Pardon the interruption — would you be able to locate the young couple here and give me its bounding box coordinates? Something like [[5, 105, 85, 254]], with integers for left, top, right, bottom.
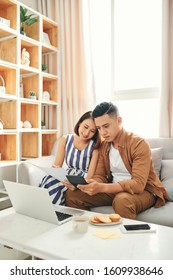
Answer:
[[40, 102, 168, 219]]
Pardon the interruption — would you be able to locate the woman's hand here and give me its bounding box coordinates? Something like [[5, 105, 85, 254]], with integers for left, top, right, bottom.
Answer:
[[62, 179, 76, 191], [52, 164, 61, 168]]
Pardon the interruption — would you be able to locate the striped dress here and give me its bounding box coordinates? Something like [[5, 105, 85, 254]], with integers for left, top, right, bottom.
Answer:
[[39, 134, 95, 205]]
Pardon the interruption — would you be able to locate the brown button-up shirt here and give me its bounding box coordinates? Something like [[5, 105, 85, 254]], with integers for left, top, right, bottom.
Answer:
[[93, 128, 169, 208]]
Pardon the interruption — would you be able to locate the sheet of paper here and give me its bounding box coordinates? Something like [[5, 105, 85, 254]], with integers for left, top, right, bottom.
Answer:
[[93, 229, 121, 240], [31, 164, 66, 181]]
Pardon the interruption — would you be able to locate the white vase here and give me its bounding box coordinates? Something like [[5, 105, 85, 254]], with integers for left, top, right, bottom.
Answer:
[[29, 96, 36, 100]]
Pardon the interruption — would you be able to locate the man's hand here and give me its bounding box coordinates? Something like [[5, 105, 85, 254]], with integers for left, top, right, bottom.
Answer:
[[78, 179, 102, 195]]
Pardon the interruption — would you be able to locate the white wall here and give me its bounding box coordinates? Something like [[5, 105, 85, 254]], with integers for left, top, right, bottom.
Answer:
[[18, 0, 57, 21], [18, 0, 38, 11]]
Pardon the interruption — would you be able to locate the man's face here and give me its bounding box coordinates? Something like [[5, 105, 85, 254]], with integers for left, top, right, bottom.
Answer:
[[94, 114, 122, 142]]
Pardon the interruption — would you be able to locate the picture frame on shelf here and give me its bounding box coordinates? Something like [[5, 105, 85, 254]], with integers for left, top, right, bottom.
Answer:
[[42, 32, 51, 45], [42, 91, 50, 101]]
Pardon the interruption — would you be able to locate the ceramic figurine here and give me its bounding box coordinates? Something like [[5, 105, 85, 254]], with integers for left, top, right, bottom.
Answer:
[[21, 48, 30, 67], [23, 120, 32, 128]]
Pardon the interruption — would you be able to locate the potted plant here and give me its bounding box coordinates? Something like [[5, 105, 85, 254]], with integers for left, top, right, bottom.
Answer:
[[20, 6, 38, 36], [41, 120, 46, 129], [29, 91, 37, 100], [42, 64, 47, 72]]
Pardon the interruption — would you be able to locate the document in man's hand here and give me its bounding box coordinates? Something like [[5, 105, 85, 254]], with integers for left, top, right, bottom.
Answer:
[[32, 164, 66, 181]]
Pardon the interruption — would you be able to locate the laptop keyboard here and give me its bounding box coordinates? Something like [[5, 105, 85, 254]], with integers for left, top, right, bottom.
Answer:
[[55, 211, 73, 221]]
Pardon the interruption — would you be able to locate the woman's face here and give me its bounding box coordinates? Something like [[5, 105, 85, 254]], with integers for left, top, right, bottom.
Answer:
[[78, 118, 97, 141]]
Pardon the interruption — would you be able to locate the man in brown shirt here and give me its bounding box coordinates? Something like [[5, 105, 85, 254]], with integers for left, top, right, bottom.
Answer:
[[66, 102, 168, 219]]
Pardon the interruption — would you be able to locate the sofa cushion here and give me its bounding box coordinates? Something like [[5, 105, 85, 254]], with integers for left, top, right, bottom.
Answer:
[[91, 202, 173, 227], [136, 202, 173, 227], [91, 206, 113, 214], [161, 160, 173, 201], [18, 156, 55, 186], [151, 147, 163, 177]]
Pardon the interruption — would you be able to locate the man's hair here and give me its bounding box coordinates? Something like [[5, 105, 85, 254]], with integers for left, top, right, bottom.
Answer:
[[92, 102, 120, 119]]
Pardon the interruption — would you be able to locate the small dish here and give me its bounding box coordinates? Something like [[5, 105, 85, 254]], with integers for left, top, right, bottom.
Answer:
[[90, 218, 123, 226]]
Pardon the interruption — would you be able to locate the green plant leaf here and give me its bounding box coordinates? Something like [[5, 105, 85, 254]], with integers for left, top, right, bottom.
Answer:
[[25, 18, 38, 26], [20, 6, 38, 26]]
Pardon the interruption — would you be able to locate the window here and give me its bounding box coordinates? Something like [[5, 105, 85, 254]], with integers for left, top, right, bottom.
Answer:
[[113, 0, 162, 137], [114, 0, 161, 92], [82, 0, 162, 137]]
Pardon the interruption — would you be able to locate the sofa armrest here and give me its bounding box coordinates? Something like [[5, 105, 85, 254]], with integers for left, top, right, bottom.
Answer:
[[18, 156, 55, 186]]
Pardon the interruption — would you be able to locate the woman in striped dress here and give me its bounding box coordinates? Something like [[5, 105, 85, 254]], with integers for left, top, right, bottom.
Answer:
[[39, 111, 101, 205]]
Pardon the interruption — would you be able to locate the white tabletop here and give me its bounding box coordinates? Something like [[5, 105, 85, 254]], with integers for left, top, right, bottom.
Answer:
[[0, 208, 172, 260]]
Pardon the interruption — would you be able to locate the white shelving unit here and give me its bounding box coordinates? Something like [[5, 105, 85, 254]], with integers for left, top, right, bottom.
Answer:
[[0, 0, 60, 208]]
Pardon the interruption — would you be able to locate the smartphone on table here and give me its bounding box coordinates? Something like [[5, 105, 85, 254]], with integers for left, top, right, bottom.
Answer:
[[120, 223, 156, 233]]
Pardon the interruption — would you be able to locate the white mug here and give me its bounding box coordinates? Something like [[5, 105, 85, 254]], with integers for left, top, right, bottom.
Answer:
[[72, 216, 89, 233]]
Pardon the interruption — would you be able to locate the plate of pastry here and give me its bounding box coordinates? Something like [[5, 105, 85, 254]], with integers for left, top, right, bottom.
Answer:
[[90, 213, 122, 226]]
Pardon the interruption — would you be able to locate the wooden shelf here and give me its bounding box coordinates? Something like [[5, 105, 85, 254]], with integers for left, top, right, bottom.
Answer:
[[22, 132, 39, 158], [21, 102, 39, 128], [21, 39, 39, 70], [41, 104, 57, 130], [0, 37, 17, 64], [20, 5, 39, 42], [20, 72, 39, 99], [0, 134, 17, 160], [0, 101, 16, 129], [0, 64, 17, 95], [0, 0, 59, 174], [42, 132, 58, 156], [42, 75, 58, 102], [0, 0, 17, 31], [42, 54, 58, 76], [42, 18, 58, 49]]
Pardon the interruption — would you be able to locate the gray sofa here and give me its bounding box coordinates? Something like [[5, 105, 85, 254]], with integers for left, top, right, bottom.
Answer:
[[18, 138, 173, 227]]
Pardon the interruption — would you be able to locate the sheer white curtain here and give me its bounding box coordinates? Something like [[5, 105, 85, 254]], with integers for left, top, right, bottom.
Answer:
[[58, 0, 94, 134], [82, 0, 161, 138], [37, 0, 56, 20], [18, 0, 57, 20], [159, 0, 173, 137], [37, 0, 92, 134], [81, 0, 113, 104]]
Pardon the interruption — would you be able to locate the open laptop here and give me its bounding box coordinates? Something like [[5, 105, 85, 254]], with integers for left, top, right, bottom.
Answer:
[[3, 180, 84, 225]]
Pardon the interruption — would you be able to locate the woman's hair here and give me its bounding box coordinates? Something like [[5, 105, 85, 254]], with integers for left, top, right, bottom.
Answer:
[[92, 102, 120, 119], [74, 111, 101, 149]]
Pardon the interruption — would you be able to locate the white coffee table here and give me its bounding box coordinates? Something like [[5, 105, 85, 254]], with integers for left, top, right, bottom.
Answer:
[[0, 208, 173, 260]]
